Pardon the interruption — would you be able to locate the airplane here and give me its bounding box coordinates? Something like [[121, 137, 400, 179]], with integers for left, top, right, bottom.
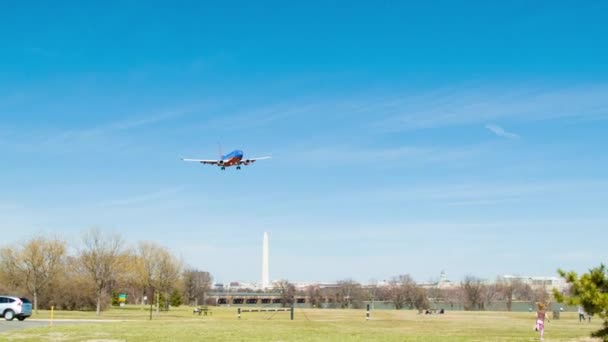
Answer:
[[181, 149, 271, 170]]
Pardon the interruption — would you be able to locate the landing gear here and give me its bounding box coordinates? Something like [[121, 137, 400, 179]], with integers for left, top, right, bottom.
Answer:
[[236, 166, 241, 170], [221, 166, 226, 170]]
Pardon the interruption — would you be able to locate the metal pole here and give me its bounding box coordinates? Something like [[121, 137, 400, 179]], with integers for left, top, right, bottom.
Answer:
[[366, 303, 370, 321], [50, 306, 54, 327], [238, 307, 241, 319], [290, 303, 294, 320]]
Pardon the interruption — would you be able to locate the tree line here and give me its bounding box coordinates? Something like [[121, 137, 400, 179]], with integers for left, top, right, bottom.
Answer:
[[0, 229, 568, 316], [273, 274, 549, 311], [0, 229, 212, 315]]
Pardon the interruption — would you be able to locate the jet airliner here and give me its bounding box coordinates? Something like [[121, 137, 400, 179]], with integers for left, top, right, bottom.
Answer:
[[182, 149, 271, 170]]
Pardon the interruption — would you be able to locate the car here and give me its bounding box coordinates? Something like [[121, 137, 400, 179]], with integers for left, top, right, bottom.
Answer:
[[0, 296, 32, 321]]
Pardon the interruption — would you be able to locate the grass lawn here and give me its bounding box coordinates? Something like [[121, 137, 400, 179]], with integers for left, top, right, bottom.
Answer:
[[1, 306, 602, 341]]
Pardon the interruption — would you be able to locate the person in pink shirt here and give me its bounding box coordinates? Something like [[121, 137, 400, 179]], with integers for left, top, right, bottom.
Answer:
[[534, 303, 551, 341]]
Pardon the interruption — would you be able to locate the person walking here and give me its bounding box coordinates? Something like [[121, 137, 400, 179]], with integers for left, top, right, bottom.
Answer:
[[578, 305, 586, 322]]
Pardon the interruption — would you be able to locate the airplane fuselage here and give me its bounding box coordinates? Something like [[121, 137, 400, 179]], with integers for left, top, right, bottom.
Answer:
[[219, 150, 244, 167]]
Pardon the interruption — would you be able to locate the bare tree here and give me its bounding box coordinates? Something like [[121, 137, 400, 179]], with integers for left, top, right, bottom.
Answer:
[[275, 280, 295, 307], [157, 249, 181, 310], [533, 284, 550, 306], [427, 286, 445, 303], [497, 277, 534, 311], [482, 281, 501, 310], [136, 242, 182, 312], [366, 279, 380, 309], [518, 282, 535, 303], [114, 250, 145, 305], [0, 247, 21, 291], [79, 228, 124, 316], [136, 242, 159, 297], [388, 274, 418, 310], [0, 237, 66, 313], [305, 285, 324, 308], [412, 287, 430, 311], [335, 279, 364, 309], [49, 255, 97, 310], [461, 275, 485, 311], [441, 287, 461, 310], [182, 269, 212, 306]]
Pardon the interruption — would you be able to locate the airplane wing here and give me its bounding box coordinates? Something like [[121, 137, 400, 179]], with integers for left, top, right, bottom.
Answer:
[[239, 156, 272, 165], [181, 158, 220, 165]]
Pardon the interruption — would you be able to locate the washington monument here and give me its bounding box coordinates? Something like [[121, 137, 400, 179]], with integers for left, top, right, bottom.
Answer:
[[262, 232, 270, 289]]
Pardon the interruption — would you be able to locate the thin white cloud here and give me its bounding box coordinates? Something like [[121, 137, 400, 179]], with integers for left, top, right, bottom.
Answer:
[[371, 84, 608, 131], [190, 98, 337, 132], [310, 180, 608, 207], [108, 110, 189, 131], [210, 105, 309, 129], [159, 83, 608, 141], [282, 144, 487, 166], [1, 109, 191, 154], [485, 123, 520, 139], [51, 109, 189, 140]]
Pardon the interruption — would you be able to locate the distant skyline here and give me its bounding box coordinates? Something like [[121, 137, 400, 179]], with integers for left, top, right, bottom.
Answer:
[[1, 1, 607, 284]]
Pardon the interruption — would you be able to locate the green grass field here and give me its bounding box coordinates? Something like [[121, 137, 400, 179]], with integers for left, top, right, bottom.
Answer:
[[1, 306, 602, 341]]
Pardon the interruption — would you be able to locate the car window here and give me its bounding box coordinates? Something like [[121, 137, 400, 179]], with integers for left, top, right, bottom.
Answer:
[[0, 297, 7, 304], [7, 298, 15, 303], [20, 298, 31, 304]]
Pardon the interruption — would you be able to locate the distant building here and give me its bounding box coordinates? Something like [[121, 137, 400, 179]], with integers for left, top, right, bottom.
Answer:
[[499, 275, 568, 292], [419, 271, 458, 290]]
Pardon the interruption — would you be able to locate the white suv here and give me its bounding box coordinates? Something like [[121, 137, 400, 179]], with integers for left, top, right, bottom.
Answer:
[[0, 296, 32, 321]]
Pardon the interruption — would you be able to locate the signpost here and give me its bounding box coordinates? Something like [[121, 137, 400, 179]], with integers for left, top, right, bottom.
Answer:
[[119, 294, 126, 307]]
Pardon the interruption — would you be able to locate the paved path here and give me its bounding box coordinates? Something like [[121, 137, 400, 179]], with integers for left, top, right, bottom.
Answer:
[[0, 319, 120, 333], [0, 320, 50, 333]]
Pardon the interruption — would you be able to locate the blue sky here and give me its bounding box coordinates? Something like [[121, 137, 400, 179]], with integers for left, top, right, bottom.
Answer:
[[1, 1, 607, 284]]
